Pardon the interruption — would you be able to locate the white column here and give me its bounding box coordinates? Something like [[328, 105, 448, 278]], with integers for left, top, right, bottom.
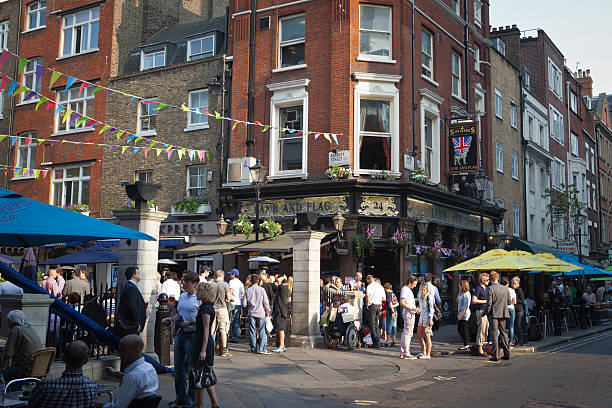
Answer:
[[0, 294, 54, 345], [113, 209, 167, 356], [289, 230, 326, 348]]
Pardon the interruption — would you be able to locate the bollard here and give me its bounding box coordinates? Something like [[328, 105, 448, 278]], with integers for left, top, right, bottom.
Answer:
[[154, 293, 171, 365]]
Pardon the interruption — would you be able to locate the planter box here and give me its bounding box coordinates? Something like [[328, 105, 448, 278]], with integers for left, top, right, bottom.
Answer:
[[171, 203, 211, 216]]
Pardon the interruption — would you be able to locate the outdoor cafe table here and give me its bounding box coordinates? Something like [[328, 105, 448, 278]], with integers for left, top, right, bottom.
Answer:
[[0, 392, 27, 407]]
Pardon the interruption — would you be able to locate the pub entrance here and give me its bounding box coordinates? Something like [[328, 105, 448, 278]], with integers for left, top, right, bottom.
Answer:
[[362, 246, 399, 291]]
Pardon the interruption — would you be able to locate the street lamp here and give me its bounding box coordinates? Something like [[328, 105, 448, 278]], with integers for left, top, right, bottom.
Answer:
[[333, 211, 345, 234], [416, 215, 429, 244], [574, 211, 587, 264], [249, 158, 267, 242], [487, 230, 503, 248], [474, 169, 488, 252], [216, 214, 228, 235]]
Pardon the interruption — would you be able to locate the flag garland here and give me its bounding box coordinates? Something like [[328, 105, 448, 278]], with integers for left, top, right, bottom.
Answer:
[[0, 164, 49, 179], [0, 50, 340, 144], [0, 74, 209, 162]]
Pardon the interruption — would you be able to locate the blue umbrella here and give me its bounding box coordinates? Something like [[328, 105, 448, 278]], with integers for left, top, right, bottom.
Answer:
[[0, 188, 154, 246], [41, 246, 119, 265], [552, 252, 611, 276], [0, 254, 20, 264]]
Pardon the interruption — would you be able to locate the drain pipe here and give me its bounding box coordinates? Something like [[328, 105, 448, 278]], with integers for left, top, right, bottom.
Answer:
[[463, 0, 470, 112], [410, 0, 418, 156], [246, 0, 257, 157]]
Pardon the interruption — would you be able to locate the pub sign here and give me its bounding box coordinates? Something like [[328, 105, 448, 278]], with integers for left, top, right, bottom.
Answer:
[[448, 121, 478, 173]]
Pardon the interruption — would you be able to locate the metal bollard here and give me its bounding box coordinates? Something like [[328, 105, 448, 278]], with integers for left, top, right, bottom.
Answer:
[[155, 293, 171, 365]]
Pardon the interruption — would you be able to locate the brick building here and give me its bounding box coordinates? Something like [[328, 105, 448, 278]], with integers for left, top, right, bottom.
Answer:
[[218, 0, 502, 301]]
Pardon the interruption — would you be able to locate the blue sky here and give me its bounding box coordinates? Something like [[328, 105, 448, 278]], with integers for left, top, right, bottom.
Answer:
[[490, 0, 612, 94]]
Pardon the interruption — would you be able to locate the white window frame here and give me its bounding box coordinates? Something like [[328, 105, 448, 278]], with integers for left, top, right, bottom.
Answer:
[[0, 90, 4, 119], [0, 21, 8, 50], [27, 1, 46, 31], [496, 141, 503, 173], [497, 198, 505, 233], [474, 46, 481, 73], [512, 150, 519, 180], [268, 79, 310, 178], [140, 48, 165, 71], [549, 105, 564, 145], [187, 34, 215, 61], [186, 89, 209, 130], [548, 58, 563, 100], [137, 98, 158, 136], [495, 88, 503, 119], [187, 165, 207, 198], [14, 133, 37, 179], [358, 4, 393, 62], [512, 204, 520, 236], [570, 91, 578, 114], [451, 51, 462, 99], [585, 142, 590, 171], [510, 100, 518, 129], [22, 57, 42, 104], [474, 0, 482, 27], [570, 132, 579, 156], [452, 0, 460, 15], [552, 159, 565, 191], [51, 165, 91, 207], [591, 147, 595, 174], [135, 170, 153, 183], [61, 7, 99, 57], [421, 28, 434, 80], [278, 14, 305, 69], [54, 85, 95, 134]]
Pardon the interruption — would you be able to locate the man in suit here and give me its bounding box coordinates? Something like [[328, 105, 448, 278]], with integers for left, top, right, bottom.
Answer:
[[62, 269, 91, 303], [117, 267, 147, 336], [485, 271, 511, 361]]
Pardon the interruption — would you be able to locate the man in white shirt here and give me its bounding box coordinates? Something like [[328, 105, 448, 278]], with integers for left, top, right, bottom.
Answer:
[[228, 269, 244, 343], [160, 271, 181, 300], [103, 335, 158, 408], [199, 265, 211, 283], [365, 275, 385, 348]]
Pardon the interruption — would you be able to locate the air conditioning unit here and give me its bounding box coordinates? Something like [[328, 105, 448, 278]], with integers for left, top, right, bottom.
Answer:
[[227, 157, 256, 184]]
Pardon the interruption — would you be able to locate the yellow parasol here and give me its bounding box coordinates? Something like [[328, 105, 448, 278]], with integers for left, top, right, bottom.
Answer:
[[444, 249, 563, 272], [532, 252, 582, 273]]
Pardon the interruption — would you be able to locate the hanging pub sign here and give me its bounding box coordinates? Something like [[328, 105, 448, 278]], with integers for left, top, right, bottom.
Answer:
[[448, 121, 478, 173]]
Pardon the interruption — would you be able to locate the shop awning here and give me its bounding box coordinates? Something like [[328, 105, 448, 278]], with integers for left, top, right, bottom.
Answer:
[[507, 238, 560, 254], [176, 235, 254, 254], [238, 234, 294, 253]]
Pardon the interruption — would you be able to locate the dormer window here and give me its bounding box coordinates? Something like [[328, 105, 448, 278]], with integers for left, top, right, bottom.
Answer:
[[188, 35, 215, 61], [140, 48, 165, 71]]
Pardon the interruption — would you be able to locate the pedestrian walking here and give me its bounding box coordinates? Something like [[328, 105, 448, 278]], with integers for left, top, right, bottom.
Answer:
[[416, 282, 435, 359], [399, 277, 419, 359], [365, 275, 385, 348], [472, 272, 490, 356], [115, 267, 146, 336], [511, 276, 525, 345], [210, 270, 231, 357], [486, 271, 511, 361], [242, 273, 271, 354], [272, 275, 291, 353], [457, 280, 471, 350], [228, 269, 244, 343]]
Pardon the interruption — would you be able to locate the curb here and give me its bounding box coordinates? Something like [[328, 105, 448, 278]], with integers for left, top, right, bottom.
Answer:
[[535, 324, 612, 352]]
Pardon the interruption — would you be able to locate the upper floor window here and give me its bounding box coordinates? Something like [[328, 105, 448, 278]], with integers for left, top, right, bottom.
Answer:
[[0, 21, 8, 50], [550, 105, 564, 145], [548, 59, 562, 100], [135, 170, 152, 183], [187, 89, 209, 129], [55, 85, 94, 133], [570, 132, 579, 156], [138, 98, 158, 135], [22, 57, 42, 102], [188, 35, 215, 61], [359, 5, 392, 61], [512, 204, 520, 236], [524, 71, 530, 90], [62, 8, 99, 57], [497, 198, 505, 233], [512, 150, 519, 180], [187, 165, 206, 198], [474, 0, 482, 27], [14, 132, 37, 178], [141, 49, 165, 71], [52, 165, 90, 207], [552, 159, 565, 190], [570, 91, 578, 113], [27, 1, 46, 31], [495, 88, 503, 119], [360, 99, 391, 171], [0, 91, 4, 119], [278, 14, 305, 68], [451, 51, 462, 98], [452, 0, 460, 15], [510, 101, 518, 128], [278, 106, 304, 171], [421, 29, 433, 79], [496, 141, 503, 173], [474, 46, 481, 72]]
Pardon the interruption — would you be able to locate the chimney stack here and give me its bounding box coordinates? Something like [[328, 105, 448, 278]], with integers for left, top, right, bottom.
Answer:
[[577, 68, 593, 98]]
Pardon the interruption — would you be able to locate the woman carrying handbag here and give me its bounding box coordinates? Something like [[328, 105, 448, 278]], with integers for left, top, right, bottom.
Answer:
[[190, 282, 220, 408]]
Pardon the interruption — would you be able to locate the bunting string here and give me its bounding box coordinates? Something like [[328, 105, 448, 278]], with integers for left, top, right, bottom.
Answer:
[[0, 49, 340, 144], [0, 164, 49, 179], [0, 73, 210, 162]]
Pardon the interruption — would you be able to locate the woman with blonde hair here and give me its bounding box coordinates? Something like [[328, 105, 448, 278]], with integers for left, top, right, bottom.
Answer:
[[457, 280, 471, 350], [416, 282, 435, 359], [191, 282, 219, 408]]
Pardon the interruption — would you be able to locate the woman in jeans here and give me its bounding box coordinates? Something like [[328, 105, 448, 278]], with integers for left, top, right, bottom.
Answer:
[[456, 280, 471, 350], [193, 282, 219, 408], [502, 277, 517, 345], [416, 283, 435, 359], [384, 282, 398, 347], [511, 276, 525, 345], [399, 277, 419, 359]]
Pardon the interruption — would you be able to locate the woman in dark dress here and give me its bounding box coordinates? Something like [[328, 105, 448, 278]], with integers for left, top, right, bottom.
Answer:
[[194, 282, 219, 408], [272, 275, 291, 353]]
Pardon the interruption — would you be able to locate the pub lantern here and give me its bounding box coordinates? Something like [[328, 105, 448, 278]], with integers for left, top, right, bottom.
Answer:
[[216, 214, 228, 235]]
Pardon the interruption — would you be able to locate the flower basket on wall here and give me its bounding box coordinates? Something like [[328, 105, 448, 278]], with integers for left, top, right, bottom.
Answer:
[[259, 219, 283, 239], [232, 217, 254, 239]]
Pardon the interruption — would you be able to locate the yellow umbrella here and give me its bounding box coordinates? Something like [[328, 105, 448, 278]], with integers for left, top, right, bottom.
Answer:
[[444, 249, 561, 272], [533, 252, 582, 273]]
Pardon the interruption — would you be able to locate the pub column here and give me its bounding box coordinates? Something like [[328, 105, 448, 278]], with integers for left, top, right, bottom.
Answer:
[[339, 216, 359, 279], [399, 218, 414, 286]]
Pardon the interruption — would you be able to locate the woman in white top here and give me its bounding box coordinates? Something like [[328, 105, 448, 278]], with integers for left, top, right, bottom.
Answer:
[[416, 283, 435, 359], [456, 280, 471, 350], [399, 276, 419, 359], [502, 277, 517, 345]]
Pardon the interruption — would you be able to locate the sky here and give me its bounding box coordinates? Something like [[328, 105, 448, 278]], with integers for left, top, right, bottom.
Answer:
[[490, 0, 612, 95]]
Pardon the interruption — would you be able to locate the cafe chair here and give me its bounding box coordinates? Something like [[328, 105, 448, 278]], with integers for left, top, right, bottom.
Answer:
[[5, 377, 40, 393], [18, 347, 56, 379], [127, 393, 162, 408]]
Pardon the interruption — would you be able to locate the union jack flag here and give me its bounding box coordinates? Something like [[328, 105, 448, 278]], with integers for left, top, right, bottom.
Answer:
[[452, 136, 472, 157]]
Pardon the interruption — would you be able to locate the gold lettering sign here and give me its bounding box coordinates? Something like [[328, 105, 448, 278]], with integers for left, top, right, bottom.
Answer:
[[407, 198, 492, 232], [238, 195, 349, 218], [358, 196, 399, 217]]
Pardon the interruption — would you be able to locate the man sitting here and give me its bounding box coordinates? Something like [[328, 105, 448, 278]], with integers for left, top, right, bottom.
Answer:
[[29, 340, 97, 408], [0, 310, 42, 381], [102, 335, 158, 408]]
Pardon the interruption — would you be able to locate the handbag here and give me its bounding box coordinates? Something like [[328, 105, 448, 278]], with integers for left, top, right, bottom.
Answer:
[[189, 364, 217, 389], [265, 315, 274, 332]]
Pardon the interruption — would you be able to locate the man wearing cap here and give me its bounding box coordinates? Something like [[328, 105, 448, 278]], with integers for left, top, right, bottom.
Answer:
[[228, 269, 244, 343]]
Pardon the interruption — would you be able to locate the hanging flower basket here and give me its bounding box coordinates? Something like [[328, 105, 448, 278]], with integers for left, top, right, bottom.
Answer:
[[232, 217, 254, 239], [325, 165, 352, 180], [410, 168, 430, 184], [259, 219, 283, 239], [64, 203, 89, 216], [391, 229, 411, 249]]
